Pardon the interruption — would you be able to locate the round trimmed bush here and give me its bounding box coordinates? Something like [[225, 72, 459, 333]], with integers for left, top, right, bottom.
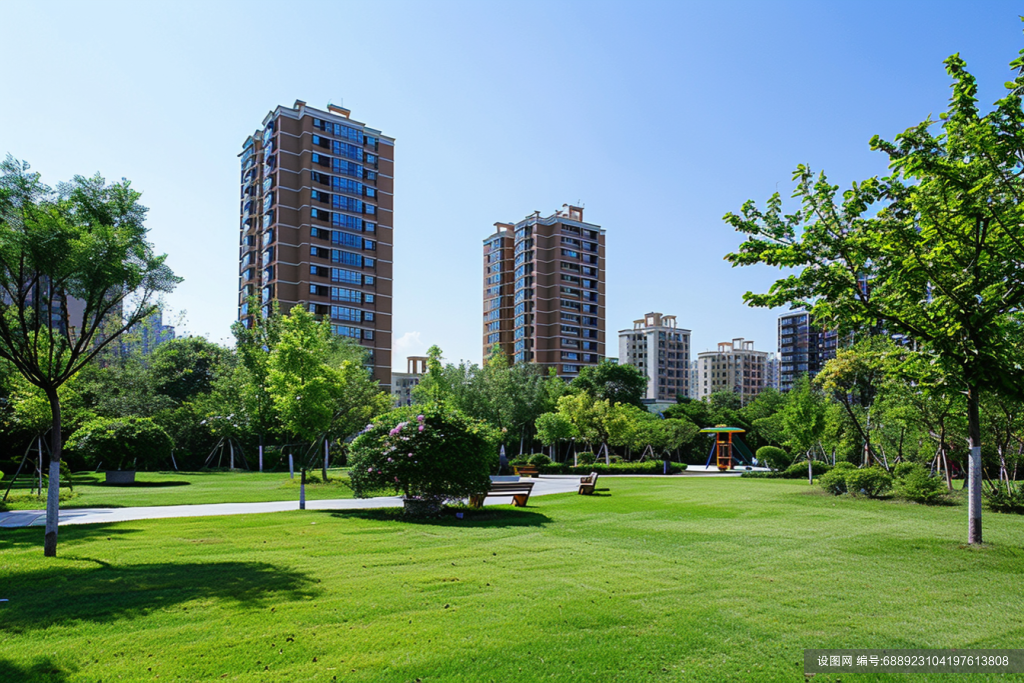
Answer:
[[576, 451, 597, 465], [67, 417, 174, 471], [527, 453, 552, 466], [845, 466, 893, 498], [818, 468, 849, 495], [347, 404, 499, 508], [756, 446, 790, 471]]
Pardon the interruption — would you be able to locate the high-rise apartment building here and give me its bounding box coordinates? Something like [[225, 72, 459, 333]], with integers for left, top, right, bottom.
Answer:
[[482, 205, 605, 378], [696, 338, 768, 404], [482, 223, 515, 362], [618, 312, 690, 401], [777, 310, 837, 391], [238, 100, 394, 387]]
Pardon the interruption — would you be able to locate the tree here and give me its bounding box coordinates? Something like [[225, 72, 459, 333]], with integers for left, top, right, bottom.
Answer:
[[150, 336, 232, 404], [232, 297, 282, 459], [534, 412, 575, 460], [724, 46, 1024, 543], [267, 305, 386, 477], [781, 375, 827, 483], [570, 361, 648, 408], [0, 158, 178, 556], [412, 345, 564, 452]]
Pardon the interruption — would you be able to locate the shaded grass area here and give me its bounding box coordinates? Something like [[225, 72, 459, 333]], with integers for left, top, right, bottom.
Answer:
[[0, 469, 359, 510], [1, 478, 1023, 682]]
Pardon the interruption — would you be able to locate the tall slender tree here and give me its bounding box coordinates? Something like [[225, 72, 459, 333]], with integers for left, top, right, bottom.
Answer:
[[0, 157, 178, 556], [725, 45, 1024, 543]]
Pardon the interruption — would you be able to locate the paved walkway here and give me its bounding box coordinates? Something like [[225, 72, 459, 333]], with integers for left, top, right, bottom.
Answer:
[[0, 476, 584, 529]]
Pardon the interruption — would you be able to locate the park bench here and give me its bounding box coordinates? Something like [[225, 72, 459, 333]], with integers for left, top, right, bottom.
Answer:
[[578, 472, 599, 495], [513, 465, 539, 478], [468, 480, 536, 508]]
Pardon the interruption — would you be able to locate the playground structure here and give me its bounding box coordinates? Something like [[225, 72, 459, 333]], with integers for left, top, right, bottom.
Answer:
[[699, 427, 756, 471]]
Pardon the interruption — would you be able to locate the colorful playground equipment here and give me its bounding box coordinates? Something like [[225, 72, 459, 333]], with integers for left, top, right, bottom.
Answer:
[[699, 426, 755, 471]]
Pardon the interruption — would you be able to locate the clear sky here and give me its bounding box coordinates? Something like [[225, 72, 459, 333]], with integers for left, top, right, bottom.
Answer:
[[3, 1, 1022, 366]]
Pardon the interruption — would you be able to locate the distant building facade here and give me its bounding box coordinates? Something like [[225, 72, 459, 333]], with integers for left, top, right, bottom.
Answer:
[[696, 338, 768, 404], [482, 205, 605, 379], [618, 312, 690, 402], [777, 310, 838, 391], [391, 356, 427, 407]]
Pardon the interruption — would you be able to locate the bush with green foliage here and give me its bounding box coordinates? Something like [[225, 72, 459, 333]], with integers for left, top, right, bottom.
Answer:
[[782, 460, 832, 479], [66, 417, 174, 471], [527, 453, 551, 466], [893, 463, 946, 504], [984, 481, 1024, 514], [846, 466, 893, 498], [348, 404, 498, 507], [576, 451, 597, 465], [817, 468, 849, 495], [538, 461, 686, 475], [893, 461, 919, 479], [756, 446, 790, 471]]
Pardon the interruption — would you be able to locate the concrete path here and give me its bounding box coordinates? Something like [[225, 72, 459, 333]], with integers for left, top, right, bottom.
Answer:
[[0, 476, 584, 529]]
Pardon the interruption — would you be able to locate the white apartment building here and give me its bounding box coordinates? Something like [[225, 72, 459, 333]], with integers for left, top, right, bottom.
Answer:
[[618, 312, 691, 402]]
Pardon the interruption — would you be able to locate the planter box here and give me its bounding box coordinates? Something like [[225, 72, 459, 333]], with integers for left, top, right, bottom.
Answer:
[[105, 470, 136, 484]]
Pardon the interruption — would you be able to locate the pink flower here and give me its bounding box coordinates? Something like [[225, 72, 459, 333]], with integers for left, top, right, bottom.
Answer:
[[418, 425, 425, 432], [367, 467, 374, 472], [417, 414, 425, 422], [408, 453, 413, 458], [387, 457, 393, 462]]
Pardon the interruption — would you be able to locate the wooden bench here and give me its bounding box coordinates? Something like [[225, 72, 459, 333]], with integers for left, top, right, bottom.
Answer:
[[578, 472, 599, 495], [469, 480, 536, 508], [513, 465, 539, 478]]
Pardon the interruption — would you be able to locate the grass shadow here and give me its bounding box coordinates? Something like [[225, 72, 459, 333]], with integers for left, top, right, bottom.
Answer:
[[0, 657, 72, 683], [317, 506, 552, 529], [0, 523, 142, 550], [1, 558, 318, 634]]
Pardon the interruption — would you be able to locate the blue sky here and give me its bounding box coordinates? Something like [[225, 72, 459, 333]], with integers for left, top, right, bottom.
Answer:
[[3, 1, 1022, 366]]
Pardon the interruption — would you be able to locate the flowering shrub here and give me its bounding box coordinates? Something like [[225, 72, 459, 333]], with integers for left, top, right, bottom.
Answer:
[[347, 404, 499, 506]]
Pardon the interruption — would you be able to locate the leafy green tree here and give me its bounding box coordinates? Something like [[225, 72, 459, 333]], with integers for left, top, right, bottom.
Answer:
[[412, 345, 564, 452], [232, 296, 283, 456], [150, 336, 233, 404], [534, 411, 576, 461], [0, 158, 178, 556], [570, 360, 648, 408], [781, 375, 827, 482], [726, 46, 1024, 541], [267, 305, 386, 477]]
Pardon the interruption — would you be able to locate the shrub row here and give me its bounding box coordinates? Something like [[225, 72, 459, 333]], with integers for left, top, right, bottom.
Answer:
[[817, 461, 949, 503], [536, 460, 686, 475]]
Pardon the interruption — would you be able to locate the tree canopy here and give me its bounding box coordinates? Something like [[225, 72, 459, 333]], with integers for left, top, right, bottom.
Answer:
[[723, 46, 1024, 544]]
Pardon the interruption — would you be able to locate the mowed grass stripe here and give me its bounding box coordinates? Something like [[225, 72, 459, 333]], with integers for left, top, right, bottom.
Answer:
[[1, 477, 1023, 682]]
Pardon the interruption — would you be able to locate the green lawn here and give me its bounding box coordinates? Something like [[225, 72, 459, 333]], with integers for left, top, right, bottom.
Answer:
[[2, 478, 1023, 682], [0, 469, 357, 510]]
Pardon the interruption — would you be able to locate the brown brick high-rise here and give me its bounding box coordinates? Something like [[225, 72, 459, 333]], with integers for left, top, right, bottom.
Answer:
[[238, 101, 394, 388], [483, 205, 605, 378]]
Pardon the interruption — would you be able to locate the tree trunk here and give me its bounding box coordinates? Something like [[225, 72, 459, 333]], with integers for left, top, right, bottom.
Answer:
[[322, 438, 329, 482], [966, 386, 983, 545], [44, 388, 61, 557]]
